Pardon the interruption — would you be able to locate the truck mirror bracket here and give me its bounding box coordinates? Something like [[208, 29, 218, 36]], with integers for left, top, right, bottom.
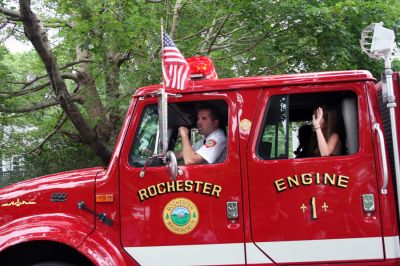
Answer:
[[78, 201, 113, 226], [139, 152, 182, 180]]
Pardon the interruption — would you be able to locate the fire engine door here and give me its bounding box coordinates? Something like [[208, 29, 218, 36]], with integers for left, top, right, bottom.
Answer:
[[119, 92, 245, 265], [246, 86, 385, 264]]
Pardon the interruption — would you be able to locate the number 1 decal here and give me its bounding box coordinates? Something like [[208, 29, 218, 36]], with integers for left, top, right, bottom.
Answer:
[[300, 196, 329, 220], [310, 196, 317, 220]]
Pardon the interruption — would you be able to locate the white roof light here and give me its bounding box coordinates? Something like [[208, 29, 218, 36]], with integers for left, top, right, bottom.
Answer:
[[360, 22, 399, 60], [370, 24, 396, 57]]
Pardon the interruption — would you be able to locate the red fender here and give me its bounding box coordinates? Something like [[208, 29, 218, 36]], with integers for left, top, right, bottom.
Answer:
[[78, 230, 132, 266], [0, 213, 94, 251]]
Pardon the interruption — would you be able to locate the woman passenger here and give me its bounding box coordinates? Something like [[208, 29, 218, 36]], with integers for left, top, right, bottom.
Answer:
[[310, 106, 341, 156]]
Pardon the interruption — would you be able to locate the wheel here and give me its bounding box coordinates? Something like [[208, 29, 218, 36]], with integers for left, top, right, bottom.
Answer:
[[31, 262, 77, 266]]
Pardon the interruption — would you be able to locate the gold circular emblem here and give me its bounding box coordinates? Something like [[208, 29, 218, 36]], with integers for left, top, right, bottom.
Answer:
[[240, 119, 252, 132], [163, 197, 199, 235]]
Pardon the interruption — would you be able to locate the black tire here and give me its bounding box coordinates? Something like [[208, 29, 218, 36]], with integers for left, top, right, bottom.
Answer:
[[31, 262, 77, 266]]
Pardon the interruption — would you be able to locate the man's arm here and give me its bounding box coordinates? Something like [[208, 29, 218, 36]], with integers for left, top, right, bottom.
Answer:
[[179, 127, 206, 165]]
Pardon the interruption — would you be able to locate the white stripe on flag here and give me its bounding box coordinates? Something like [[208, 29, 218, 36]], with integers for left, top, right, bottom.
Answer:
[[171, 65, 177, 88], [163, 47, 179, 52], [163, 51, 182, 56], [167, 66, 173, 87], [162, 64, 170, 85], [177, 65, 184, 90], [164, 58, 187, 64]]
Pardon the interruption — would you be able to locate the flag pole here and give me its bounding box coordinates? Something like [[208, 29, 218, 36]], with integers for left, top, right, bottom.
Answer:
[[158, 17, 168, 155], [161, 18, 165, 91]]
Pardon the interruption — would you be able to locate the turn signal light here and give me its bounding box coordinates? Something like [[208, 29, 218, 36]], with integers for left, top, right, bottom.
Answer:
[[96, 194, 114, 203]]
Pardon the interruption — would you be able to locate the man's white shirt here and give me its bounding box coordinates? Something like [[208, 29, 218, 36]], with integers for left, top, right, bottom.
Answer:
[[192, 128, 227, 163]]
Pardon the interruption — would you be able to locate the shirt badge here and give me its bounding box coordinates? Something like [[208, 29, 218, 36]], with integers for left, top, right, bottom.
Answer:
[[205, 139, 217, 148]]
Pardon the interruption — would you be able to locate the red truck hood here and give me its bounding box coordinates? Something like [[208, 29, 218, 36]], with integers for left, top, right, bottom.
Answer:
[[0, 167, 103, 226]]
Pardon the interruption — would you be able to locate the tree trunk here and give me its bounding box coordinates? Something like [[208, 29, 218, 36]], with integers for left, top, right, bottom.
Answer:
[[19, 0, 111, 164], [75, 46, 105, 119], [105, 51, 122, 100], [94, 51, 123, 143]]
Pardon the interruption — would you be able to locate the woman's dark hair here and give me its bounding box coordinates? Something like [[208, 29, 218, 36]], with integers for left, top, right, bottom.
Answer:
[[322, 107, 340, 140]]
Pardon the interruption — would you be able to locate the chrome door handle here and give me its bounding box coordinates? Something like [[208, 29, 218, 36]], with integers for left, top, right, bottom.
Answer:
[[373, 123, 388, 194]]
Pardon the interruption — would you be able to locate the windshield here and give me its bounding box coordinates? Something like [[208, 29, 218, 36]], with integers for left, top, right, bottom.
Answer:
[[130, 105, 159, 167]]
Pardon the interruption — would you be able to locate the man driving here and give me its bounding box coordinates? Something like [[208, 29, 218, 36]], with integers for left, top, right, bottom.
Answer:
[[176, 104, 227, 165]]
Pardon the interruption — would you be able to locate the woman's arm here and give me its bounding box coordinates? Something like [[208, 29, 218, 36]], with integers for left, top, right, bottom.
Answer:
[[315, 129, 340, 156]]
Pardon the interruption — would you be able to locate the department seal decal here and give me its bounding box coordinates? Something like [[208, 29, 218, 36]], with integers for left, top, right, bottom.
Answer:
[[163, 197, 199, 235]]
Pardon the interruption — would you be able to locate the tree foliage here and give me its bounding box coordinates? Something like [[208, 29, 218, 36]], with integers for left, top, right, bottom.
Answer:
[[0, 0, 399, 186]]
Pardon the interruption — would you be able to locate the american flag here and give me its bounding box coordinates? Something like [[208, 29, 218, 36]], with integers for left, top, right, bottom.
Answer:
[[162, 31, 190, 90]]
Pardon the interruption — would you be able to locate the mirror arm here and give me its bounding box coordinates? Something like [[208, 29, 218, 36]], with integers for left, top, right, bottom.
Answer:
[[139, 155, 163, 178], [139, 157, 152, 178]]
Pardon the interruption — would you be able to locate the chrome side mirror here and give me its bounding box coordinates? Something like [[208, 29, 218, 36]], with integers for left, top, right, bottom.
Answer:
[[165, 151, 178, 180]]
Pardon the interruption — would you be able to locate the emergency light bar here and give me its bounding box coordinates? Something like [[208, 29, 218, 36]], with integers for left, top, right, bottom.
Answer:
[[186, 56, 218, 80]]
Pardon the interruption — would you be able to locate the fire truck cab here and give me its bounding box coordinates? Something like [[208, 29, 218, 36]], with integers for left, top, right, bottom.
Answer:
[[1, 25, 400, 266], [116, 69, 400, 265]]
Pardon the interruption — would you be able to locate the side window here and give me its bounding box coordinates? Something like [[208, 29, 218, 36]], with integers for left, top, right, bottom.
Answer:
[[257, 91, 358, 160], [130, 100, 228, 167]]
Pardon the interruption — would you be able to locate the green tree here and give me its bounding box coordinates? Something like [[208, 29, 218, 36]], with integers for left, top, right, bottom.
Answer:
[[0, 0, 398, 185]]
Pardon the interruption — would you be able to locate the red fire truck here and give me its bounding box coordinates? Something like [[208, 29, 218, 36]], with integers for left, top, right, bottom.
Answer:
[[1, 24, 400, 266]]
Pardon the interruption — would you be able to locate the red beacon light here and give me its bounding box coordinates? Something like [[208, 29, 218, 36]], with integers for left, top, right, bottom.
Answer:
[[186, 56, 218, 80]]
